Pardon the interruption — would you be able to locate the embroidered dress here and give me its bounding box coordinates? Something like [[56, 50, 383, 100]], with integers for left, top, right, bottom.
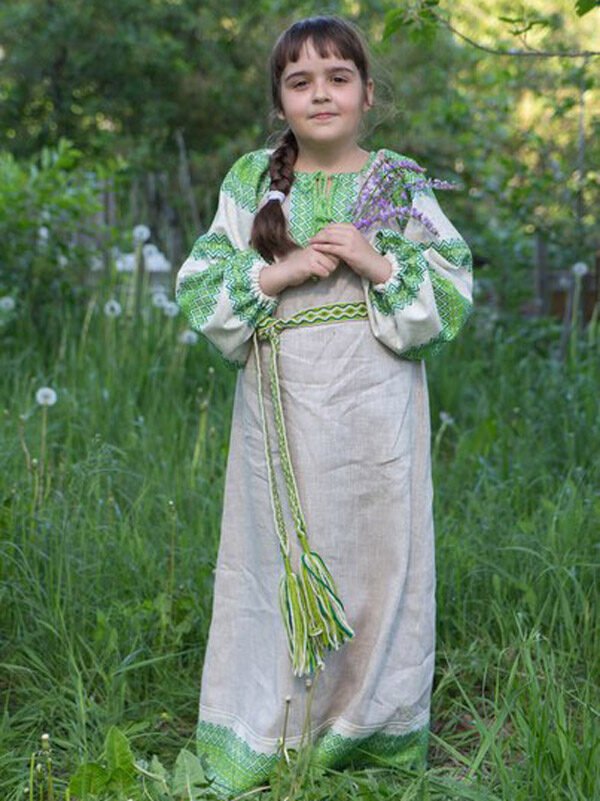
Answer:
[[176, 148, 473, 798]]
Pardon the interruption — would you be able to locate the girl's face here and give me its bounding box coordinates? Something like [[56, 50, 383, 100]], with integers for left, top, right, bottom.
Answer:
[[277, 39, 373, 153]]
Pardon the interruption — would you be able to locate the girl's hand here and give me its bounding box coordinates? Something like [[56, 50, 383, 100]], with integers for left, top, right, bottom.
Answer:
[[259, 246, 340, 295], [309, 223, 393, 284]]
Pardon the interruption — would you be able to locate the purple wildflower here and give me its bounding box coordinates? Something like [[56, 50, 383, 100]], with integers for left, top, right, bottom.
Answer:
[[349, 155, 458, 238]]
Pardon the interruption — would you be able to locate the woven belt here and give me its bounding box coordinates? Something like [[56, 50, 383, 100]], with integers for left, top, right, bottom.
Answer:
[[251, 300, 368, 677]]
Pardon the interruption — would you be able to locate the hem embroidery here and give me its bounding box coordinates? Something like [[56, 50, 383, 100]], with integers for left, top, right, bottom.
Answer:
[[196, 717, 429, 798]]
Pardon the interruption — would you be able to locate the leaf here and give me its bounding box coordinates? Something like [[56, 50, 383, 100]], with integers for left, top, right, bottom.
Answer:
[[144, 755, 171, 794], [575, 0, 599, 17], [172, 749, 208, 799], [107, 766, 139, 796], [104, 725, 136, 778], [68, 763, 110, 796]]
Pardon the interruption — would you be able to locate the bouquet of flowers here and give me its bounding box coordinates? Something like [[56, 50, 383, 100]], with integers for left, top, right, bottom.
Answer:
[[350, 154, 458, 238]]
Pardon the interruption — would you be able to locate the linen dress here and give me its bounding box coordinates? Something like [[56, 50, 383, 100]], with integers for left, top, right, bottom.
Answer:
[[175, 147, 473, 798]]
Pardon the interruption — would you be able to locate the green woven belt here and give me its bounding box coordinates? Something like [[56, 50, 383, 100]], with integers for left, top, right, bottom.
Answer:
[[252, 300, 368, 677]]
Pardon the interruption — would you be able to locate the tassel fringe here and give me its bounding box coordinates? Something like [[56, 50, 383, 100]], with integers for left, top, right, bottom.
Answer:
[[300, 551, 355, 651], [278, 551, 354, 678]]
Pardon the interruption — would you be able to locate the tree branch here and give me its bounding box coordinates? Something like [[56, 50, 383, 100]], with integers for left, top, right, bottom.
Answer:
[[432, 11, 600, 58]]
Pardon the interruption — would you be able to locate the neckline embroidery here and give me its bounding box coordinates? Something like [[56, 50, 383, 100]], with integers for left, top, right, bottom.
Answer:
[[294, 150, 377, 179]]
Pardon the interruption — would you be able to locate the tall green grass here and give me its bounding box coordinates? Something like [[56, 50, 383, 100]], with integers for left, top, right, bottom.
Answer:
[[0, 293, 598, 801]]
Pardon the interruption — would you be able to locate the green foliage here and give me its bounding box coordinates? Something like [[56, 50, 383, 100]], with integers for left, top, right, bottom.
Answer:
[[575, 0, 600, 16], [1, 246, 598, 800], [67, 727, 210, 800], [0, 138, 126, 347], [383, 0, 441, 43]]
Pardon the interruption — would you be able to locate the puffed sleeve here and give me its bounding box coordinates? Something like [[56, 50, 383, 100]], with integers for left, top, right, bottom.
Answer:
[[362, 156, 473, 360], [175, 150, 279, 367]]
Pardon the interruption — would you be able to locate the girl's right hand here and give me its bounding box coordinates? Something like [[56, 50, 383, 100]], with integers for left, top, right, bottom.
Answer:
[[259, 247, 339, 295]]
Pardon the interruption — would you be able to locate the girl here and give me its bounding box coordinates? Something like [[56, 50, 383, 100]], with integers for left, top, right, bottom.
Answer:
[[176, 15, 472, 798]]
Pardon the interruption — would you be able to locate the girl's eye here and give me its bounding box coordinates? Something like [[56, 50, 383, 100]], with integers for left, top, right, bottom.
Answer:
[[332, 76, 348, 83], [293, 80, 308, 88]]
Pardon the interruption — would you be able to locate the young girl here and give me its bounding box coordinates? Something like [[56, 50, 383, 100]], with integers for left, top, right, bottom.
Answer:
[[176, 15, 472, 798]]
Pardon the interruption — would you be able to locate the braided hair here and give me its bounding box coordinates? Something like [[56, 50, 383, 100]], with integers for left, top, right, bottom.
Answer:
[[250, 16, 371, 262]]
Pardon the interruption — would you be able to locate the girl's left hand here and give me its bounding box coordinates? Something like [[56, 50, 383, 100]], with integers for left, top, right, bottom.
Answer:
[[309, 223, 392, 285]]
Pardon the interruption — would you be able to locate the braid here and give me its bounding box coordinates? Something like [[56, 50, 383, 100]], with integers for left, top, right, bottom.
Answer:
[[250, 128, 300, 263]]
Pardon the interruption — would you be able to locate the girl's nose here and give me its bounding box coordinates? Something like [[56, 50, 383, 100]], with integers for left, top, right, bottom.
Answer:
[[312, 79, 331, 101]]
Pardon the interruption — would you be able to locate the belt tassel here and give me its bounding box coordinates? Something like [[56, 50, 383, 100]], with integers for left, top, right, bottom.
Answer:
[[253, 302, 367, 676]]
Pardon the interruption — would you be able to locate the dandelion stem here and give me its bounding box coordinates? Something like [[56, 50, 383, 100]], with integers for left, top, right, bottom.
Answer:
[[166, 500, 177, 600]]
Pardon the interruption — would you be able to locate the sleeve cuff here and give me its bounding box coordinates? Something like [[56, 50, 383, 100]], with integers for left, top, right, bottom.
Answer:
[[249, 259, 279, 307], [371, 251, 403, 293]]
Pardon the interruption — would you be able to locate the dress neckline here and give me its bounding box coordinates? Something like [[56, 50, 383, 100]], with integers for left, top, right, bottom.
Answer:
[[294, 150, 377, 178]]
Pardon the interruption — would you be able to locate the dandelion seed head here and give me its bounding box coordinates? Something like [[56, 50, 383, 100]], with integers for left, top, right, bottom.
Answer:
[[116, 253, 135, 273], [133, 224, 151, 244], [146, 252, 171, 273], [143, 243, 159, 259], [179, 329, 199, 345], [35, 387, 57, 407], [0, 296, 16, 312], [152, 291, 169, 308], [163, 301, 179, 318], [38, 226, 50, 241], [439, 411, 455, 426], [571, 261, 588, 277], [103, 299, 122, 318]]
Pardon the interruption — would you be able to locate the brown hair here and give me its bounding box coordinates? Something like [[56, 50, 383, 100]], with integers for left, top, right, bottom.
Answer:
[[250, 16, 372, 263]]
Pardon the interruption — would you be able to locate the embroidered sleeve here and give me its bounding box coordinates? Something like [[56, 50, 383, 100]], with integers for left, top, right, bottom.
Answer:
[[363, 161, 473, 360], [175, 151, 277, 367]]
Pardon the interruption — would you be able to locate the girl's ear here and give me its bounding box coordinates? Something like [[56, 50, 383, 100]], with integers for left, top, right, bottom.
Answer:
[[363, 79, 375, 111]]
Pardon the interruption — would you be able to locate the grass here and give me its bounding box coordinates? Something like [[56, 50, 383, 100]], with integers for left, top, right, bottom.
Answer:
[[0, 288, 598, 800]]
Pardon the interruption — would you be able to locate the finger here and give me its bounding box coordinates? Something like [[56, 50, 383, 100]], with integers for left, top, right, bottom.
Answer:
[[312, 242, 344, 256]]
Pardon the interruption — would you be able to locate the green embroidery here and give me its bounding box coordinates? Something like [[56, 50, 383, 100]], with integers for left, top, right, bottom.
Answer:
[[401, 271, 472, 361], [311, 724, 429, 771], [369, 229, 428, 316], [433, 237, 473, 271], [191, 232, 231, 261], [257, 300, 368, 338], [176, 266, 224, 329], [222, 150, 271, 211], [197, 719, 429, 797], [290, 171, 362, 245], [197, 720, 278, 798], [223, 252, 277, 327]]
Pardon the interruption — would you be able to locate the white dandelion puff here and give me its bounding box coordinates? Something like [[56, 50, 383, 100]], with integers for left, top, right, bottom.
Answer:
[[179, 329, 199, 345], [0, 296, 16, 312], [163, 301, 179, 318], [36, 387, 58, 406], [439, 411, 455, 426], [571, 261, 589, 278], [143, 243, 159, 259], [116, 253, 136, 273], [103, 299, 122, 317], [151, 291, 169, 308], [37, 225, 50, 242], [145, 252, 171, 273], [133, 224, 151, 244]]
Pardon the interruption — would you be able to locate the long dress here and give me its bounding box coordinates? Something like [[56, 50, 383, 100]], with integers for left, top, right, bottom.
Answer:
[[175, 147, 473, 799]]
